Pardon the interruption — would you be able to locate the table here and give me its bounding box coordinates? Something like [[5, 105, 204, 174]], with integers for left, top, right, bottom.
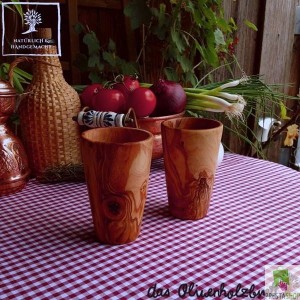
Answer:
[[1, 153, 300, 300]]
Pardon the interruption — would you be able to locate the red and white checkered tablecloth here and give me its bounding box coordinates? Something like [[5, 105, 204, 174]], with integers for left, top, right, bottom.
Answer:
[[1, 153, 300, 300]]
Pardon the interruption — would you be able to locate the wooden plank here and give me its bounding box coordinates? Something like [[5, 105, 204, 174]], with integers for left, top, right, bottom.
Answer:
[[77, 0, 122, 9], [221, 0, 262, 155], [219, 0, 261, 77], [66, 0, 81, 84], [122, 0, 137, 62], [288, 0, 300, 98], [259, 0, 299, 162], [233, 0, 262, 77], [287, 36, 300, 100], [260, 0, 297, 89]]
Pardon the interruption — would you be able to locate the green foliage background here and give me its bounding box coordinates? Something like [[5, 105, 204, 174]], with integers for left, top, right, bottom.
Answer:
[[74, 0, 257, 86]]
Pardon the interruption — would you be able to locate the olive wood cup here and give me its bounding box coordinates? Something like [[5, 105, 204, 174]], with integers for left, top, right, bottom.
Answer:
[[161, 117, 223, 220], [81, 127, 153, 244]]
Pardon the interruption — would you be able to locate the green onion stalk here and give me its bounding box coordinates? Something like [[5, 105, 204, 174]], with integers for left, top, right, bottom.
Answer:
[[141, 75, 291, 121], [184, 77, 248, 120], [185, 75, 299, 122]]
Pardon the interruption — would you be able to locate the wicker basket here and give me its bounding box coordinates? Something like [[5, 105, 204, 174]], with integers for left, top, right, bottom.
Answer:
[[9, 28, 83, 182]]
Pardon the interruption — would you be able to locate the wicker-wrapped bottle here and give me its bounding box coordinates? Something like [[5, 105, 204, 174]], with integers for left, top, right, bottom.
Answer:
[[10, 28, 83, 182]]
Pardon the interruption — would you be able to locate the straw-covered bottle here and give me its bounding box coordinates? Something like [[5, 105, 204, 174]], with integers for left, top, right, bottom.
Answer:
[[10, 28, 83, 182]]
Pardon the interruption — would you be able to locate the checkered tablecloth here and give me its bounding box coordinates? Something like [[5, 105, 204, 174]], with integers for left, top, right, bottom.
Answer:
[[1, 153, 300, 300]]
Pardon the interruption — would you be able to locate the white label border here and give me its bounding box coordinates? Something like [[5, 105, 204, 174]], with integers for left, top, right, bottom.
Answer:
[[1, 2, 61, 56]]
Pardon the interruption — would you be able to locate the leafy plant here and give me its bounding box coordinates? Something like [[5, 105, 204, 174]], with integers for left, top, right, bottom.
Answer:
[[73, 23, 138, 83], [74, 1, 256, 86], [124, 0, 257, 85]]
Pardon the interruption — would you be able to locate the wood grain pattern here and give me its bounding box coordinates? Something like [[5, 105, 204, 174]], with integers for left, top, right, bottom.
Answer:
[[81, 127, 153, 244], [161, 118, 223, 220], [259, 0, 300, 162]]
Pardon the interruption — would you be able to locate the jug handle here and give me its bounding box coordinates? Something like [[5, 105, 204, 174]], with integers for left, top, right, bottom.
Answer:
[[8, 57, 33, 88], [8, 56, 60, 88]]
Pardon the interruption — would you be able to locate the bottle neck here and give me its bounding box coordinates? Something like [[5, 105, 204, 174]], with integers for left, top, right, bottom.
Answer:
[[32, 46, 63, 79]]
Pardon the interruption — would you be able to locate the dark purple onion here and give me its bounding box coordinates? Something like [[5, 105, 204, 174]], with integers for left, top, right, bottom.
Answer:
[[150, 79, 186, 116]]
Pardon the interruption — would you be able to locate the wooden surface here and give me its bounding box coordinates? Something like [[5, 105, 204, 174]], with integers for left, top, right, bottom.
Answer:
[[260, 0, 299, 90], [223, 0, 262, 77], [221, 0, 263, 155], [259, 0, 300, 162]]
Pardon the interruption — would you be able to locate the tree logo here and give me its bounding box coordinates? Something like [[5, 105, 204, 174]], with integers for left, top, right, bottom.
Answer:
[[22, 9, 42, 34]]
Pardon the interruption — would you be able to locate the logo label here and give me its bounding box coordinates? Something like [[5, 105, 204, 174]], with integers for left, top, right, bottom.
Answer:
[[1, 2, 61, 56], [265, 265, 300, 299]]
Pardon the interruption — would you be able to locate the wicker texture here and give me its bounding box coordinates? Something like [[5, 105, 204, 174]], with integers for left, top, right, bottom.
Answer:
[[13, 29, 82, 181]]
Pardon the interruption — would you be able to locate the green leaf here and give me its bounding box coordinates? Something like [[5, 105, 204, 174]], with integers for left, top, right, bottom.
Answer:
[[184, 71, 197, 87], [150, 4, 170, 39], [102, 51, 116, 67], [244, 19, 258, 31], [12, 72, 30, 85], [119, 61, 139, 76], [88, 54, 100, 68], [13, 3, 23, 19], [9, 65, 32, 80], [171, 27, 185, 53], [279, 101, 291, 120], [0, 65, 6, 81], [177, 55, 193, 72], [185, 2, 195, 15], [202, 46, 218, 67], [73, 22, 85, 34], [214, 28, 226, 46], [89, 71, 101, 83], [229, 17, 238, 31], [157, 3, 167, 27], [12, 76, 24, 93], [83, 32, 100, 55], [164, 67, 179, 82], [124, 0, 152, 30], [193, 7, 202, 25], [216, 18, 231, 32], [108, 39, 116, 52], [2, 1, 23, 22], [201, 5, 216, 25], [72, 85, 88, 93]]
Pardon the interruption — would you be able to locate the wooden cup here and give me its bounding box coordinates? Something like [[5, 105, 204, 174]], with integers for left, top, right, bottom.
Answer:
[[161, 117, 223, 220], [81, 127, 153, 244]]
